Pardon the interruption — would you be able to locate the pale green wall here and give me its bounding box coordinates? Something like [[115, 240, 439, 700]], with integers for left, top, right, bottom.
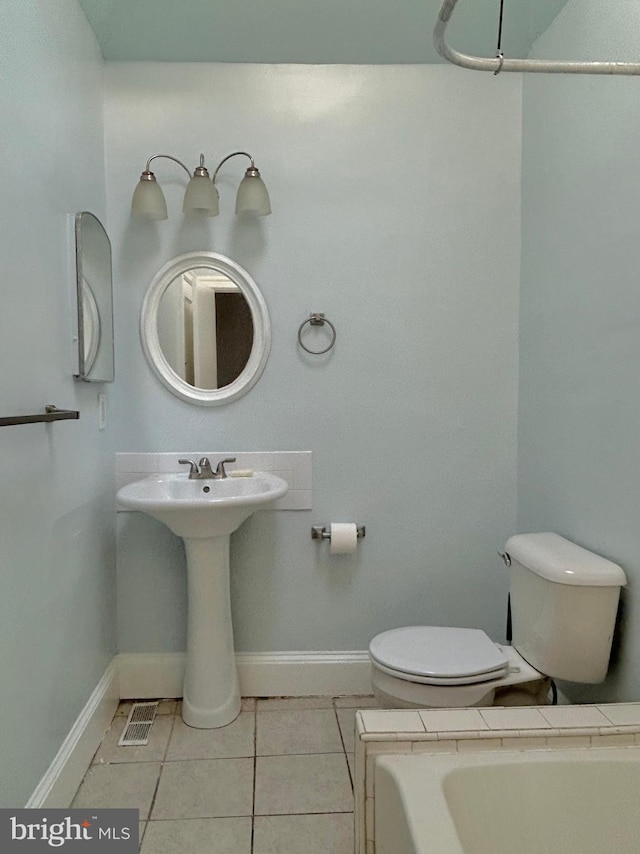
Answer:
[[519, 0, 640, 701], [106, 63, 522, 655], [0, 1, 116, 806]]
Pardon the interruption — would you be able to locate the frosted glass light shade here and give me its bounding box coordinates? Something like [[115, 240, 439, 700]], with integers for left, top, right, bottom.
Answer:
[[235, 171, 271, 216], [131, 177, 168, 220], [183, 174, 219, 216]]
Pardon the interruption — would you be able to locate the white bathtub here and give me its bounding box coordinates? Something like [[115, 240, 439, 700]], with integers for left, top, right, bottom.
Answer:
[[375, 746, 640, 854]]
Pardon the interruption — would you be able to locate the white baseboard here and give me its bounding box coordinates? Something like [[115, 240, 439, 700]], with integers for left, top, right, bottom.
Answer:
[[27, 660, 119, 808], [238, 651, 372, 697], [118, 652, 186, 699], [117, 650, 372, 699]]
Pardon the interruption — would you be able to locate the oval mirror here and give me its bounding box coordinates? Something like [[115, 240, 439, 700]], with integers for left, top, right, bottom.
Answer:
[[141, 252, 271, 405]]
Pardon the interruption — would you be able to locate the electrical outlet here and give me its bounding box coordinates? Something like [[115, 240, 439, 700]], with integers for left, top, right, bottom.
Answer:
[[98, 393, 107, 430]]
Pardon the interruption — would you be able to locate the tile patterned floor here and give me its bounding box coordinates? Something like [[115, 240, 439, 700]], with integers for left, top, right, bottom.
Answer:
[[72, 696, 380, 853]]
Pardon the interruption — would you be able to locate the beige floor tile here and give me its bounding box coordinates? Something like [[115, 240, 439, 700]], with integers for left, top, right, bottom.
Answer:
[[253, 813, 354, 854], [151, 759, 254, 820], [241, 697, 257, 711], [257, 709, 343, 755], [336, 709, 356, 754], [346, 753, 354, 786], [166, 712, 254, 760], [138, 822, 146, 850], [333, 696, 380, 709], [256, 696, 334, 711], [93, 715, 174, 764], [141, 818, 252, 854], [71, 763, 161, 819], [255, 754, 353, 815]]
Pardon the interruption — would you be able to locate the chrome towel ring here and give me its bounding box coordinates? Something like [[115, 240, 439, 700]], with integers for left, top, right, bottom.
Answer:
[[297, 312, 336, 355]]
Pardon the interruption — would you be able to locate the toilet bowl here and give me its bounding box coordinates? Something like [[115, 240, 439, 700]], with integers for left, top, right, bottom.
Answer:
[[369, 533, 627, 710], [370, 626, 547, 709]]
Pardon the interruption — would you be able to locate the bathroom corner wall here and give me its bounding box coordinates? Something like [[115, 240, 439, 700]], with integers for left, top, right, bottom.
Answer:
[[0, 1, 116, 806], [519, 0, 640, 701], [106, 64, 522, 655]]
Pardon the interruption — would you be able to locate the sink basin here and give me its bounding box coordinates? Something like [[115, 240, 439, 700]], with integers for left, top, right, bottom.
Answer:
[[116, 471, 288, 537]]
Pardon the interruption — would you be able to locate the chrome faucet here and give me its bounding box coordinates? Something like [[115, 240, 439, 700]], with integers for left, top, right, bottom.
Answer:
[[211, 457, 237, 479], [197, 457, 215, 478], [178, 459, 199, 478], [178, 457, 237, 480]]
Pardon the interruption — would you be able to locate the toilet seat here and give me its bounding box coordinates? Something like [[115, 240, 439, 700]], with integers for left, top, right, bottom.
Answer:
[[369, 626, 510, 686]]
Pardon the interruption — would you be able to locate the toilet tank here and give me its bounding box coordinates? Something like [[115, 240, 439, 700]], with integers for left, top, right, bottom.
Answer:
[[505, 533, 626, 684]]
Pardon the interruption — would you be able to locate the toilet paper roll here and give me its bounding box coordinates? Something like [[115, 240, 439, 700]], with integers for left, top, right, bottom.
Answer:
[[330, 523, 358, 554]]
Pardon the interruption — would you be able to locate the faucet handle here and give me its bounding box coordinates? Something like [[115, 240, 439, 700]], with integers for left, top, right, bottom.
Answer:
[[214, 457, 237, 479], [178, 459, 199, 479]]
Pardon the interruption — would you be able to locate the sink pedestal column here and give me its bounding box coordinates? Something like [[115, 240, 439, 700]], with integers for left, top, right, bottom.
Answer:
[[182, 535, 241, 728]]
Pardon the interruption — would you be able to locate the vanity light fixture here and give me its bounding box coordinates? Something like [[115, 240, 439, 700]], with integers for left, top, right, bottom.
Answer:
[[131, 151, 271, 221]]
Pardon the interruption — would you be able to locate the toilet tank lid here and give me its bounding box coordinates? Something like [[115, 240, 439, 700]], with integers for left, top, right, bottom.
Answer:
[[505, 533, 627, 587]]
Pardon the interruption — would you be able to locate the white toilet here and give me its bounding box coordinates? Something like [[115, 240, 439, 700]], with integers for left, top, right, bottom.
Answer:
[[369, 532, 627, 709]]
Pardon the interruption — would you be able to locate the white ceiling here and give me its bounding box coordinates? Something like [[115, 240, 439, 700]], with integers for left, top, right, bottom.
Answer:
[[78, 0, 569, 64]]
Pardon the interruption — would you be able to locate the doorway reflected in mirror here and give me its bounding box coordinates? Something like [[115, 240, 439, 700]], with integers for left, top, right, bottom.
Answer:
[[157, 268, 254, 391]]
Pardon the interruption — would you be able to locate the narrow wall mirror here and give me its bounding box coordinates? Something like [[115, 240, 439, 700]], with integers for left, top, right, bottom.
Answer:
[[74, 212, 115, 382], [141, 251, 271, 405]]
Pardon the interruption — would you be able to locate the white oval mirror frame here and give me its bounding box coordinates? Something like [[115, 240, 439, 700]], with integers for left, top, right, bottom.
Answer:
[[141, 251, 271, 405]]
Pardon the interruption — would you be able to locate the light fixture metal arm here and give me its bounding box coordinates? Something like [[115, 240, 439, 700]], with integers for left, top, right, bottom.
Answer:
[[434, 0, 640, 76], [212, 151, 254, 182], [145, 154, 193, 178]]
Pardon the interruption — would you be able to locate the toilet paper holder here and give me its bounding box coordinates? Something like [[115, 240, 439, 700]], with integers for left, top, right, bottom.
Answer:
[[311, 525, 366, 540]]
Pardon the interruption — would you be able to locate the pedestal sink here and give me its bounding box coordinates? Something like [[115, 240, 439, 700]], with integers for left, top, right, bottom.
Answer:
[[116, 471, 288, 728]]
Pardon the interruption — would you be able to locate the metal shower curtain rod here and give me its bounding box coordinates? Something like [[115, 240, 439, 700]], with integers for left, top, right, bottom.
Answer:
[[434, 0, 640, 75]]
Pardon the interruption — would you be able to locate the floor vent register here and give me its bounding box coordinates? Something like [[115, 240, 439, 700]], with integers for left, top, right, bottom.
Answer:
[[118, 701, 159, 747]]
